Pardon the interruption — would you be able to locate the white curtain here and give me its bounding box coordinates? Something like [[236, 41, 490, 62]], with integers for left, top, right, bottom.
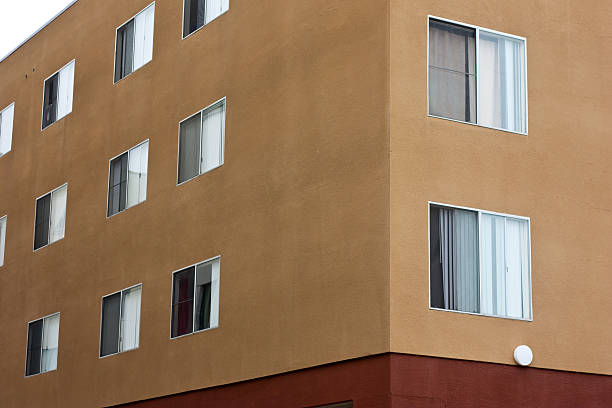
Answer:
[[120, 286, 141, 352], [209, 259, 220, 328], [57, 61, 74, 120], [0, 103, 14, 155], [478, 32, 526, 133], [206, 0, 229, 24], [480, 214, 530, 319], [49, 185, 67, 243], [127, 142, 148, 208], [0, 217, 6, 267], [200, 102, 224, 173], [134, 4, 155, 70], [41, 314, 60, 372], [453, 209, 479, 313]]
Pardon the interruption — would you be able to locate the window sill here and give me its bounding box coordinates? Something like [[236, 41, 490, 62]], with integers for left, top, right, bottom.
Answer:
[[113, 60, 152, 85], [33, 237, 64, 253], [428, 114, 528, 136], [106, 199, 147, 219], [170, 325, 218, 341], [181, 10, 229, 41], [430, 307, 532, 322], [25, 368, 57, 378], [41, 113, 70, 132], [99, 346, 139, 359], [176, 163, 224, 187]]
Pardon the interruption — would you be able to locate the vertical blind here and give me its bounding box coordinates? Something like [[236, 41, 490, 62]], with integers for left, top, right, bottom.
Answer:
[[41, 314, 60, 372], [127, 141, 149, 208], [0, 103, 14, 155], [120, 286, 141, 352], [49, 185, 67, 243]]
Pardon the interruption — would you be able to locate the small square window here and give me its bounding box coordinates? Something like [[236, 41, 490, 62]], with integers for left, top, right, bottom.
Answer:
[[34, 184, 68, 251], [100, 285, 142, 357], [429, 203, 532, 320], [26, 313, 60, 377], [0, 102, 15, 157], [114, 4, 155, 83], [183, 0, 229, 38], [178, 99, 225, 184], [107, 141, 149, 217], [171, 257, 220, 338], [42, 61, 75, 130]]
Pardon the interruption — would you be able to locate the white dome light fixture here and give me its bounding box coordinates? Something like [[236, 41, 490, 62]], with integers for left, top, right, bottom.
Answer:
[[513, 345, 533, 366]]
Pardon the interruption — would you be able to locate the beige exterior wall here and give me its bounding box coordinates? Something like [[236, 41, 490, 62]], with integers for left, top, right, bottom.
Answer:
[[0, 0, 389, 406], [390, 0, 612, 375]]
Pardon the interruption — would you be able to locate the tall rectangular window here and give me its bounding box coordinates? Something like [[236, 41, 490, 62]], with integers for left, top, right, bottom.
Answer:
[[0, 102, 15, 157], [429, 203, 531, 320], [0, 216, 6, 267], [42, 61, 75, 130], [183, 0, 229, 38], [171, 257, 220, 338], [34, 184, 68, 251], [178, 98, 225, 184], [100, 285, 142, 357], [115, 3, 155, 82], [107, 141, 149, 217], [428, 17, 527, 134], [26, 313, 60, 377]]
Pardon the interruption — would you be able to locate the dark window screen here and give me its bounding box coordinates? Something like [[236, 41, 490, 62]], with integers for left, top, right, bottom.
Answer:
[[171, 267, 195, 337], [178, 112, 201, 184], [183, 0, 206, 37], [429, 206, 444, 309], [42, 73, 59, 129], [100, 293, 121, 357], [115, 20, 135, 82], [26, 319, 43, 376], [34, 193, 51, 250], [108, 153, 128, 216]]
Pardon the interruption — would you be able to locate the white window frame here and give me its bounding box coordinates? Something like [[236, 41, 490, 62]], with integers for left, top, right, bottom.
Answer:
[[113, 2, 156, 84], [99, 283, 143, 358], [24, 312, 60, 378], [169, 255, 221, 340], [181, 0, 230, 40], [427, 15, 528, 135], [0, 215, 6, 267], [0, 102, 15, 157], [176, 97, 226, 186], [40, 59, 75, 131], [33, 183, 68, 252], [106, 139, 150, 218], [427, 201, 533, 321]]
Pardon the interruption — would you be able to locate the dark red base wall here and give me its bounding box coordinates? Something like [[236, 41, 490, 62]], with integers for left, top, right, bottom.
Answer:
[[114, 354, 612, 408]]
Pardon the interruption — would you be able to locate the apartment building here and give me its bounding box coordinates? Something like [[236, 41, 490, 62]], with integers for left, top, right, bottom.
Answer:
[[0, 0, 611, 406]]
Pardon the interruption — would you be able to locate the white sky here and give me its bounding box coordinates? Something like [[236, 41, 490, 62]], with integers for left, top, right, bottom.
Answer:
[[0, 0, 75, 59]]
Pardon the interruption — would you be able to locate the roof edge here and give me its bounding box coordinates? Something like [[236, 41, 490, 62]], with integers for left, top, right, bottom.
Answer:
[[0, 0, 79, 65]]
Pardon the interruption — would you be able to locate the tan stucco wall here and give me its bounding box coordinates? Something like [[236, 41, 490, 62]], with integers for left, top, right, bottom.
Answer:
[[0, 0, 390, 406], [390, 0, 612, 375]]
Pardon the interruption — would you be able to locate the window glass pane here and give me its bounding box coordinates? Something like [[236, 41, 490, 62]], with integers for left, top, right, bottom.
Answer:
[[195, 263, 212, 331], [57, 61, 74, 120], [479, 214, 506, 316], [26, 319, 43, 376], [100, 293, 121, 356], [42, 73, 58, 128], [428, 20, 476, 123], [200, 102, 224, 174], [478, 32, 526, 132], [184, 0, 206, 36], [116, 20, 135, 81], [127, 142, 148, 208], [120, 286, 141, 352], [178, 113, 201, 183], [49, 185, 67, 243], [504, 218, 530, 318], [41, 314, 60, 372], [0, 103, 14, 156], [205, 0, 227, 24], [430, 206, 479, 313], [133, 5, 155, 70], [108, 153, 128, 216], [34, 193, 51, 250], [171, 267, 194, 337], [0, 217, 6, 267]]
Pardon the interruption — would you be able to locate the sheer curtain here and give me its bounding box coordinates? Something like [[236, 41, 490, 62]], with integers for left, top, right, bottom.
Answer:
[[41, 314, 60, 372], [0, 103, 14, 155], [120, 286, 141, 352], [57, 61, 74, 120], [209, 259, 220, 328], [200, 103, 224, 173], [206, 0, 229, 24], [0, 217, 5, 267], [127, 142, 148, 208], [134, 4, 155, 70], [478, 32, 526, 133], [49, 185, 67, 243]]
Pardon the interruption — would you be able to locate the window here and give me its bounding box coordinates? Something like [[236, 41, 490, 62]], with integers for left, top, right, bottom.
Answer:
[[428, 17, 527, 134], [114, 3, 155, 82], [34, 184, 67, 251], [26, 313, 60, 377], [100, 285, 142, 357], [0, 102, 14, 156], [178, 98, 225, 184], [429, 203, 532, 320], [183, 0, 229, 38], [42, 60, 75, 129], [107, 141, 149, 217], [0, 216, 6, 267], [171, 257, 220, 338]]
